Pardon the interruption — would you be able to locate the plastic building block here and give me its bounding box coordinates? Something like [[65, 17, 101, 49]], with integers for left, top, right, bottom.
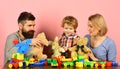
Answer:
[[57, 58, 62, 67], [77, 54, 84, 60], [106, 62, 112, 67], [51, 59, 58, 67], [76, 62, 83, 67], [63, 62, 74, 67], [12, 53, 16, 58], [19, 62, 23, 67], [24, 58, 29, 62], [15, 39, 31, 54], [60, 58, 73, 62], [84, 61, 95, 67], [112, 61, 118, 66], [47, 59, 52, 65], [13, 53, 24, 60], [23, 62, 26, 68], [100, 61, 106, 67], [72, 57, 77, 61], [29, 62, 44, 67], [63, 62, 68, 67], [13, 39, 19, 44], [44, 62, 48, 66], [101, 64, 105, 68], [78, 59, 84, 63], [8, 63, 13, 68], [29, 58, 35, 64], [13, 63, 19, 68], [25, 61, 29, 66], [12, 58, 23, 62]]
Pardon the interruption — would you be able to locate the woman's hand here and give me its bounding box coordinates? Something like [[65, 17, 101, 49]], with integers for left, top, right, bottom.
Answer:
[[88, 51, 98, 61]]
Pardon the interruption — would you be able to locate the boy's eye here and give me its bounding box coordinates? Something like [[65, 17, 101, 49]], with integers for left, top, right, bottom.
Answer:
[[65, 28, 68, 29], [69, 28, 73, 30]]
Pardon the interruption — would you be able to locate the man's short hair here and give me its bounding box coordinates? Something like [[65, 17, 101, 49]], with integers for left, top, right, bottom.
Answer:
[[18, 11, 35, 24]]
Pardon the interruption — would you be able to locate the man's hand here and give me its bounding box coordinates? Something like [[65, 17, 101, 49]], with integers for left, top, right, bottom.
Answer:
[[30, 38, 42, 47]]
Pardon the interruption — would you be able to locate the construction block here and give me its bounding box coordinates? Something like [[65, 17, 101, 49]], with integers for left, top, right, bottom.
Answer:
[[18, 62, 23, 67], [8, 63, 13, 68], [76, 62, 83, 67], [106, 62, 112, 67], [112, 61, 118, 66]]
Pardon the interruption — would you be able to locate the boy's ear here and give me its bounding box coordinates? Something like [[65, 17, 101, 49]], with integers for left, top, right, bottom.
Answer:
[[74, 30, 76, 33], [18, 23, 23, 30]]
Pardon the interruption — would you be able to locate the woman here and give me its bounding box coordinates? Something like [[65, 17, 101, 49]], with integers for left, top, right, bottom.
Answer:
[[85, 13, 117, 61]]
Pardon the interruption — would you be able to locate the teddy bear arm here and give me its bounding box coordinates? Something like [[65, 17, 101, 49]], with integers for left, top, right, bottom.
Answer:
[[68, 46, 77, 51]]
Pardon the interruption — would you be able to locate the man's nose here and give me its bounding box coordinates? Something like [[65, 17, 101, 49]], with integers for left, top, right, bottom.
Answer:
[[88, 27, 90, 31], [30, 26, 34, 30]]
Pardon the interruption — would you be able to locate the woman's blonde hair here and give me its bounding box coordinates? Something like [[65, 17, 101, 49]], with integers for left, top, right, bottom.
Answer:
[[88, 13, 108, 36], [61, 16, 78, 30]]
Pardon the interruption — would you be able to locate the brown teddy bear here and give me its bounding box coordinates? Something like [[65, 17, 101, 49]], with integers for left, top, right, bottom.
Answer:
[[29, 32, 49, 60], [51, 37, 65, 58], [69, 37, 91, 60]]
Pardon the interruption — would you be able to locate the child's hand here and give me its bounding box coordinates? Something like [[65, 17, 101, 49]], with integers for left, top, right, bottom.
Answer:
[[62, 46, 68, 51]]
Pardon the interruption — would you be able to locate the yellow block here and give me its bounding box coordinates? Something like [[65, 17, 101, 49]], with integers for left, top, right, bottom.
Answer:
[[76, 62, 83, 67]]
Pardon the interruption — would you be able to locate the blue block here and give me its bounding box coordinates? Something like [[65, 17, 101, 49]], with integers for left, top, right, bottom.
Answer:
[[34, 62, 44, 66], [15, 39, 31, 54], [78, 59, 84, 63], [40, 59, 46, 63], [23, 62, 26, 68], [29, 62, 44, 67], [29, 64, 34, 67], [112, 61, 118, 66]]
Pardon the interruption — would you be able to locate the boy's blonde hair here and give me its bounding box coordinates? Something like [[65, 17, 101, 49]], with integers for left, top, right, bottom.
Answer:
[[88, 13, 108, 36], [61, 16, 78, 30]]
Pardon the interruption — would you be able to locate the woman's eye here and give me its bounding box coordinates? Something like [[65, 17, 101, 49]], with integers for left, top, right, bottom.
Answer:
[[88, 25, 93, 28]]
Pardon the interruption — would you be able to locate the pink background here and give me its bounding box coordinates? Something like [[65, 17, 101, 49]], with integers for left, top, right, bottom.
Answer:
[[0, 0, 120, 68]]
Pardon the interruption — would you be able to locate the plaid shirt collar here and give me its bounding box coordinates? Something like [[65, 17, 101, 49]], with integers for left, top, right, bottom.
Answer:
[[62, 33, 76, 38]]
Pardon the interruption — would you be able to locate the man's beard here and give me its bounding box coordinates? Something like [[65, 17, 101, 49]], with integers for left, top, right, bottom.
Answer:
[[22, 29, 35, 39]]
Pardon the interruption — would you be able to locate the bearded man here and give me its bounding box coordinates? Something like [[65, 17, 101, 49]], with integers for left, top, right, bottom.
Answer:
[[4, 11, 41, 64]]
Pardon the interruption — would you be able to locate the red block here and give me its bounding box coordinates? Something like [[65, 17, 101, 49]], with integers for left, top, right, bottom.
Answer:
[[44, 62, 48, 66], [13, 63, 19, 68], [106, 62, 112, 67], [12, 58, 23, 62], [13, 39, 19, 44]]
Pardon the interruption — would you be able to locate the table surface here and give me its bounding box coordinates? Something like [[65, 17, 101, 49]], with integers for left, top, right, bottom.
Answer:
[[3, 64, 120, 69]]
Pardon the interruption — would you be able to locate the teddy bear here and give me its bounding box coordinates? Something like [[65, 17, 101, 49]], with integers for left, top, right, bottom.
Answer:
[[51, 37, 65, 58], [69, 37, 91, 60], [29, 32, 49, 60]]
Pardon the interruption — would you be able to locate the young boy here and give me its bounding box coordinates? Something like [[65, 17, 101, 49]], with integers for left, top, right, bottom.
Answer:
[[59, 16, 80, 58]]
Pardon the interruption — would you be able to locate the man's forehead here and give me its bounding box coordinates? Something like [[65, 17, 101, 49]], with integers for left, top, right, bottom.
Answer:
[[25, 20, 35, 25]]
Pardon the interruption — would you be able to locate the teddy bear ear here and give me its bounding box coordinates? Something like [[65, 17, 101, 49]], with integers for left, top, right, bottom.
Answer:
[[37, 32, 45, 38], [84, 38, 88, 43], [54, 36, 59, 42]]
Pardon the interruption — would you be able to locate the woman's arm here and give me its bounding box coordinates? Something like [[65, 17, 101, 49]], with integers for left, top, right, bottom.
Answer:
[[88, 51, 98, 61], [108, 40, 117, 61]]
